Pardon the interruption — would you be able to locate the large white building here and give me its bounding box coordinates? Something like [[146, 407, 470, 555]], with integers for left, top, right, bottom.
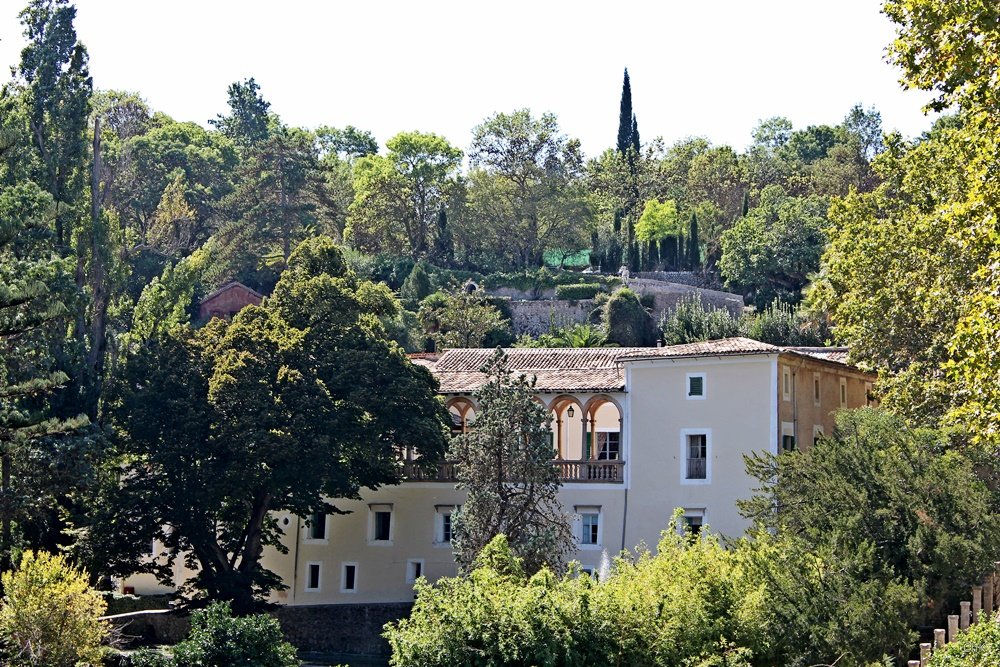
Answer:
[[128, 337, 875, 604]]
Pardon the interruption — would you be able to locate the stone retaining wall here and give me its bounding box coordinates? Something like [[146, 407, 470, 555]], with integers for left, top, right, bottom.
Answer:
[[276, 602, 412, 658], [107, 602, 412, 660], [507, 299, 596, 336]]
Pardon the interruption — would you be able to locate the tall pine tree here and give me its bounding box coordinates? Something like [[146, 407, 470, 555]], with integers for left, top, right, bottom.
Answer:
[[617, 69, 634, 155]]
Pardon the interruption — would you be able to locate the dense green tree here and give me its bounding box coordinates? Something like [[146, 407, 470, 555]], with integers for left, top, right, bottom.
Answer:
[[105, 115, 236, 258], [93, 237, 448, 611], [832, 0, 1000, 446], [465, 110, 590, 268], [209, 78, 271, 151], [450, 351, 573, 575], [0, 176, 89, 570], [811, 114, 988, 426], [417, 289, 510, 350], [12, 0, 92, 248], [315, 124, 378, 159], [741, 409, 1000, 628], [719, 184, 827, 308], [345, 131, 461, 258], [209, 126, 333, 290]]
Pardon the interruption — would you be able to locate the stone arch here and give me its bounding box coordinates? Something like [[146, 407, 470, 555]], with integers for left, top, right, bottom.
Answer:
[[549, 395, 585, 460], [581, 395, 624, 461], [446, 397, 478, 434]]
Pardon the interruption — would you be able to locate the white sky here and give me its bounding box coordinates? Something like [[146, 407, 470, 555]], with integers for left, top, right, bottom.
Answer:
[[0, 0, 938, 157]]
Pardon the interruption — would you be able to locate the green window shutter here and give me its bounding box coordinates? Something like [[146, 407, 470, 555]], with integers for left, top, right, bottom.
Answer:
[[585, 432, 592, 459], [688, 376, 704, 396]]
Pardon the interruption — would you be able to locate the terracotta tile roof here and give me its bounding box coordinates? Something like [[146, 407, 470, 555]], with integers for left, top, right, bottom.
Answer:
[[781, 347, 852, 365], [617, 337, 780, 361], [431, 347, 644, 393], [429, 338, 785, 393]]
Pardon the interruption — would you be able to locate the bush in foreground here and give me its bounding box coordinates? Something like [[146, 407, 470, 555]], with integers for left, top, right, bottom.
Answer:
[[385, 526, 770, 667], [131, 602, 298, 667], [0, 550, 109, 667], [927, 613, 1000, 666]]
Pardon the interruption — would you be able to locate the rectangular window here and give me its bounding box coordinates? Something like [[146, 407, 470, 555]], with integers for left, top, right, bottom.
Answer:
[[813, 373, 821, 406], [687, 373, 705, 399], [782, 367, 791, 401], [435, 505, 458, 546], [681, 508, 705, 537], [307, 512, 326, 541], [686, 433, 707, 480], [305, 562, 321, 592], [374, 511, 391, 541], [581, 513, 599, 545], [406, 559, 424, 583], [865, 382, 874, 406], [442, 512, 452, 542], [813, 425, 824, 447], [781, 421, 795, 453], [596, 431, 621, 460], [840, 378, 848, 407], [341, 563, 357, 592]]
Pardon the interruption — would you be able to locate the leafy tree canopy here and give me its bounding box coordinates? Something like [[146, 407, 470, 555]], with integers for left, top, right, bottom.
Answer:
[[93, 237, 449, 611]]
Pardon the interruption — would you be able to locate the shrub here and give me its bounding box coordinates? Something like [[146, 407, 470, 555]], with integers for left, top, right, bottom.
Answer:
[[927, 612, 1000, 665], [741, 300, 828, 346], [0, 550, 109, 667], [399, 262, 432, 304], [554, 283, 601, 300], [603, 288, 655, 346], [386, 523, 769, 667], [661, 295, 740, 344], [132, 602, 298, 667]]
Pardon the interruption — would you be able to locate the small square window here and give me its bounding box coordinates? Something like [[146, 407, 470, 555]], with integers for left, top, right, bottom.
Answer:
[[687, 373, 705, 399], [341, 563, 357, 592], [684, 515, 703, 535], [306, 512, 326, 541], [305, 562, 321, 592], [782, 435, 796, 452]]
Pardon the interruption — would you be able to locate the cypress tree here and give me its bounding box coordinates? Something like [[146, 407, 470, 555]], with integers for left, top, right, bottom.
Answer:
[[617, 69, 633, 154], [631, 114, 641, 154], [433, 207, 454, 264], [688, 212, 700, 269]]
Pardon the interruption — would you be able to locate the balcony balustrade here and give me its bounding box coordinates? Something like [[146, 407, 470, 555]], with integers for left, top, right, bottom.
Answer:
[[402, 459, 624, 483]]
